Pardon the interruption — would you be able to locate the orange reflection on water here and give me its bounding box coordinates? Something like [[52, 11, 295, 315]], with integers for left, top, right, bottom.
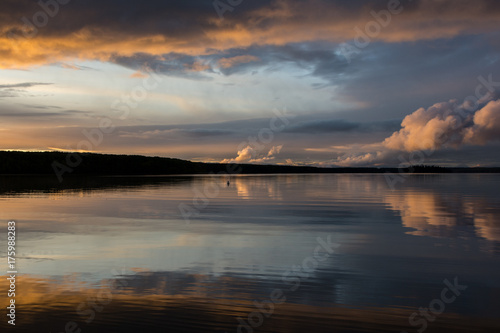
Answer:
[[2, 273, 497, 333], [385, 190, 500, 242]]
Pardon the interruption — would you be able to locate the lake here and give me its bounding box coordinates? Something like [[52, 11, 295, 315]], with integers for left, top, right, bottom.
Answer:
[[1, 174, 499, 332]]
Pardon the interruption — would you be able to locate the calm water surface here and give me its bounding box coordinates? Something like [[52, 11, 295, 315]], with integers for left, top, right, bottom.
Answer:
[[0, 174, 499, 332]]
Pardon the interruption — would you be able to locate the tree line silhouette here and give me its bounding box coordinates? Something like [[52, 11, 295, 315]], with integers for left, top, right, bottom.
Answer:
[[0, 151, 498, 176]]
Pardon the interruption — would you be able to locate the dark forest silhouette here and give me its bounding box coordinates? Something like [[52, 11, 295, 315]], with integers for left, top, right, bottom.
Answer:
[[0, 151, 498, 176]]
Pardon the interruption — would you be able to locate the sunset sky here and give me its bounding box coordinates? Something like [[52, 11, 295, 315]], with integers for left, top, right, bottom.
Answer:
[[1, 0, 500, 166]]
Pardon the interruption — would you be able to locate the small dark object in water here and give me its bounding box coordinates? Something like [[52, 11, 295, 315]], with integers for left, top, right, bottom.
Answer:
[[227, 180, 230, 186]]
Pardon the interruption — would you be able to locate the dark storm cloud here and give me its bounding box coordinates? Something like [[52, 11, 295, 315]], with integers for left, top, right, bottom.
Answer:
[[247, 35, 499, 121], [1, 0, 219, 36], [215, 43, 349, 76], [224, 36, 499, 116], [2, 0, 500, 69], [109, 43, 347, 78], [2, 0, 500, 167], [119, 128, 235, 140], [1, 0, 496, 35], [115, 120, 256, 143], [114, 116, 400, 144], [285, 119, 360, 133], [284, 118, 402, 134], [332, 34, 500, 120], [110, 53, 215, 80], [182, 128, 235, 137], [99, 32, 497, 114]]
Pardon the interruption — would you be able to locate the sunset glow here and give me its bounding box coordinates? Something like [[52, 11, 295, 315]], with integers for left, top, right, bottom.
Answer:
[[1, 0, 500, 166]]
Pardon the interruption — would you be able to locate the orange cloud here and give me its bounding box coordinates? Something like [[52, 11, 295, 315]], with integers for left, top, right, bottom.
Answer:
[[464, 99, 500, 144], [130, 71, 148, 78], [1, 0, 500, 69], [218, 55, 259, 68]]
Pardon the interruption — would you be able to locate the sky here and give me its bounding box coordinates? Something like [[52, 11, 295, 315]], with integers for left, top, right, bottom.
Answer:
[[1, 0, 500, 167]]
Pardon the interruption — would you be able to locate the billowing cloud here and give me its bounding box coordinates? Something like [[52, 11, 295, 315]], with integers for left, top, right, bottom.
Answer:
[[333, 150, 394, 167], [383, 100, 474, 151], [384, 99, 500, 151], [222, 145, 256, 163], [222, 145, 284, 163], [267, 145, 283, 156], [464, 99, 500, 144], [334, 97, 500, 166]]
